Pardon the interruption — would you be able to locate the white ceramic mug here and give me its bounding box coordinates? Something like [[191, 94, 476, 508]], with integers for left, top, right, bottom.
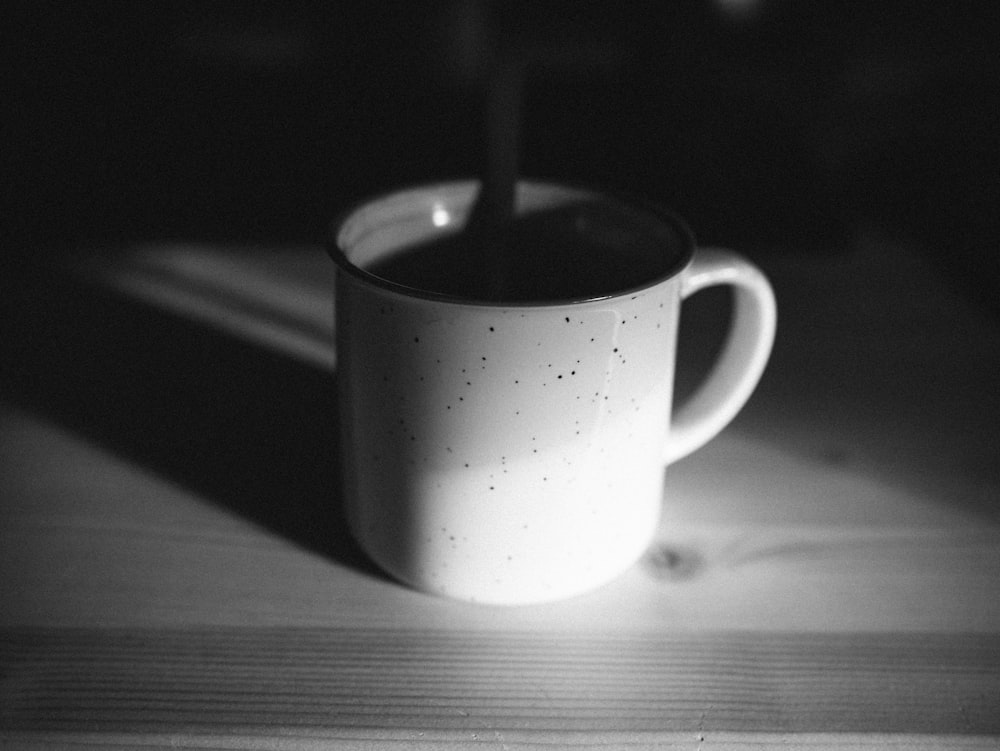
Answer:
[[330, 180, 776, 604]]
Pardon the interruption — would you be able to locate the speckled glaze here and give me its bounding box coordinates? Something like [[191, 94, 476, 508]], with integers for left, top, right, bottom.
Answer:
[[331, 181, 776, 604]]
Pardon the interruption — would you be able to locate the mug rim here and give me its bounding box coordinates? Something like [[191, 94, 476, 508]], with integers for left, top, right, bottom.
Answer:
[[327, 178, 696, 308]]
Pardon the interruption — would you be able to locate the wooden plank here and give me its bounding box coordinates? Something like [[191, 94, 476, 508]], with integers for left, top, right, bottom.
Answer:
[[3, 404, 998, 636], [3, 628, 999, 737], [2, 238, 999, 748], [3, 731, 1000, 750]]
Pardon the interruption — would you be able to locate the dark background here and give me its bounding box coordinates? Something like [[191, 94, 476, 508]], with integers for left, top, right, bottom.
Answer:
[[6, 0, 999, 312]]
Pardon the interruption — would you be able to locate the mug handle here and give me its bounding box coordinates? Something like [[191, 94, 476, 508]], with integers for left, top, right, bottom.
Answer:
[[663, 247, 777, 464]]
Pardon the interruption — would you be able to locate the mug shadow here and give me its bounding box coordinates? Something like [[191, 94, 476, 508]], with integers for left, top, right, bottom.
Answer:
[[1, 262, 388, 582]]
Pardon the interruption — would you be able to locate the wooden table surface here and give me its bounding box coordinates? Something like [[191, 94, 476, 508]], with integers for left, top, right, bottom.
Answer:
[[2, 235, 999, 749]]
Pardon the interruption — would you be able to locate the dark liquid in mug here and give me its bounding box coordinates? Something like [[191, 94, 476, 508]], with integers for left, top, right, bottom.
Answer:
[[364, 204, 673, 302]]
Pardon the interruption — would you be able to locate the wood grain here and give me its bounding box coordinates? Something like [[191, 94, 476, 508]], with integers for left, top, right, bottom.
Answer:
[[3, 628, 999, 738], [2, 238, 1000, 748]]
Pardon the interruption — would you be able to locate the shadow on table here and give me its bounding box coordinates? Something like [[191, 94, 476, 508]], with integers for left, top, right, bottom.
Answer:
[[0, 260, 387, 581]]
